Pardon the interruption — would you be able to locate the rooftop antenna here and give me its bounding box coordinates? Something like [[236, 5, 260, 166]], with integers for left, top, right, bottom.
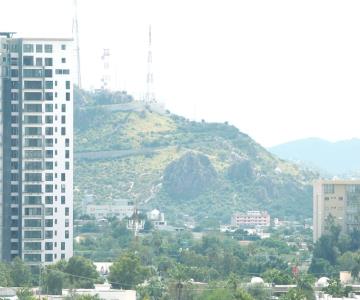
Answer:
[[145, 25, 155, 103], [101, 48, 111, 90], [73, 0, 82, 89]]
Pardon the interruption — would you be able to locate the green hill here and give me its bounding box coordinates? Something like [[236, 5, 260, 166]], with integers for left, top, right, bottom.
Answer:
[[74, 89, 317, 225]]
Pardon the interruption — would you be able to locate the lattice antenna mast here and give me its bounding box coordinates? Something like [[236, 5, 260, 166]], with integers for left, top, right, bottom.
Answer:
[[145, 25, 155, 103], [101, 49, 111, 90], [73, 0, 82, 88]]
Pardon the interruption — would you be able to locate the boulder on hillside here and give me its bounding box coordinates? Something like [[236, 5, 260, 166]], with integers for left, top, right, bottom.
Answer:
[[163, 152, 217, 199], [227, 159, 254, 182]]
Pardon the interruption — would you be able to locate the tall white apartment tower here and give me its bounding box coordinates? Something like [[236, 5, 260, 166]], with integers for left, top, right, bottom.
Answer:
[[0, 33, 73, 265]]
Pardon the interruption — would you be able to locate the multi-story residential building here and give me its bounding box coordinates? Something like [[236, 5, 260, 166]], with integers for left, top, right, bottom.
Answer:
[[0, 32, 73, 265], [313, 180, 360, 242], [231, 211, 270, 228]]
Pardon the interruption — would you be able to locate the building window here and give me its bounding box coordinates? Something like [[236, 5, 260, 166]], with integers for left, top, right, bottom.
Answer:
[[66, 81, 70, 89], [45, 58, 53, 66], [45, 104, 53, 112], [45, 92, 53, 101], [62, 104, 66, 112], [44, 69, 53, 78], [24, 219, 42, 227], [23, 44, 34, 53], [36, 44, 43, 53], [45, 208, 53, 216], [45, 219, 53, 227], [44, 44, 53, 53], [24, 81, 42, 89], [61, 173, 66, 181], [323, 184, 335, 194], [36, 57, 43, 66], [61, 127, 66, 135], [61, 196, 65, 204], [24, 173, 42, 182], [24, 196, 41, 205], [24, 254, 41, 262], [66, 92, 70, 101], [45, 81, 53, 89], [65, 230, 69, 239], [65, 138, 69, 147], [45, 242, 53, 250], [23, 69, 42, 78], [45, 254, 53, 262], [24, 231, 42, 238], [24, 92, 42, 101], [62, 58, 66, 63], [24, 208, 41, 216], [65, 207, 69, 216], [45, 184, 53, 193], [23, 56, 34, 66], [61, 44, 66, 50], [24, 184, 42, 193], [45, 162, 53, 170], [45, 196, 53, 204], [45, 231, 53, 239], [45, 116, 53, 124]]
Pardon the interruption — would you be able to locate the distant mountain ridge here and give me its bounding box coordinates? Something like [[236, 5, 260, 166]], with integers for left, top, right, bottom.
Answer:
[[269, 137, 360, 175]]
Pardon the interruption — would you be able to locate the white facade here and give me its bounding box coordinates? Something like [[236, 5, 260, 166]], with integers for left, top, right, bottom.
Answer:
[[85, 199, 134, 220], [0, 34, 73, 265], [231, 211, 270, 227]]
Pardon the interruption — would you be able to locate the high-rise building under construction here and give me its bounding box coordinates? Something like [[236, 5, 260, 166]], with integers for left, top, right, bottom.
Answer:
[[0, 32, 73, 265]]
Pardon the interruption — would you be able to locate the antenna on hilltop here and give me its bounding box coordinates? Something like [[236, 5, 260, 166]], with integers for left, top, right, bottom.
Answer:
[[144, 25, 155, 103], [73, 0, 82, 89], [101, 49, 111, 90]]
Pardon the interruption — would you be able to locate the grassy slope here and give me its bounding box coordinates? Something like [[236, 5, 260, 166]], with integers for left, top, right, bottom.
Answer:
[[74, 104, 316, 223]]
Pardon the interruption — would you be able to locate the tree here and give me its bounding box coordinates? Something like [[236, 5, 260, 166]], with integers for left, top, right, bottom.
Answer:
[[42, 268, 64, 295], [169, 264, 190, 300], [10, 257, 31, 287], [197, 288, 234, 300], [65, 256, 99, 289], [351, 253, 360, 282], [0, 262, 12, 286], [16, 287, 37, 300], [109, 252, 149, 289], [246, 283, 270, 300], [233, 288, 255, 300], [323, 278, 352, 297], [280, 288, 306, 300], [262, 269, 293, 285]]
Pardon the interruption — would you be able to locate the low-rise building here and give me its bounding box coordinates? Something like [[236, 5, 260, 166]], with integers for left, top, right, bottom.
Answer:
[[85, 199, 134, 220], [231, 211, 270, 227], [147, 209, 167, 229]]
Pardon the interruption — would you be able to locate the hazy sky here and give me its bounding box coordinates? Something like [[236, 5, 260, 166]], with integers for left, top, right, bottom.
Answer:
[[2, 0, 360, 147]]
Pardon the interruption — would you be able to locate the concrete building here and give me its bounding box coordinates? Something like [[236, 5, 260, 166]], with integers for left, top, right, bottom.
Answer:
[[0, 33, 73, 265], [85, 199, 134, 220], [231, 211, 270, 227], [147, 209, 167, 229], [313, 180, 360, 242]]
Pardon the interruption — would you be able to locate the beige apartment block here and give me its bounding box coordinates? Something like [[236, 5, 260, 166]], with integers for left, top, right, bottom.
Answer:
[[313, 180, 360, 242]]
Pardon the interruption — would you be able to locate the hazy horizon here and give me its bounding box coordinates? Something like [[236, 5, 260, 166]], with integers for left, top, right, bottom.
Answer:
[[2, 0, 360, 147]]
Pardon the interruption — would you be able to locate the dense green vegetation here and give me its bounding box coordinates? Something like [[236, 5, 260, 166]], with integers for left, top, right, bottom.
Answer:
[[74, 89, 317, 224], [309, 217, 360, 278]]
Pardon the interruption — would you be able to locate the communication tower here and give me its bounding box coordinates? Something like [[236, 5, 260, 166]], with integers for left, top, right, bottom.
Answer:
[[145, 25, 155, 103], [72, 0, 82, 88], [101, 48, 111, 90]]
